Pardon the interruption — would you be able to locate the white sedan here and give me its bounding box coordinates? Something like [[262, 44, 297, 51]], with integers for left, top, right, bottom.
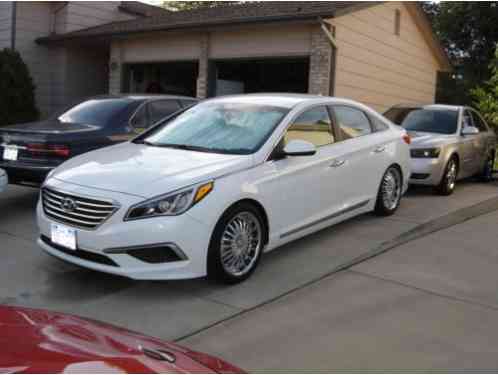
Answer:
[[0, 169, 7, 192], [37, 94, 411, 283]]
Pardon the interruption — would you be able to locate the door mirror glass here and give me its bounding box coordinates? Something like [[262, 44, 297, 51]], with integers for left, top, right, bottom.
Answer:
[[462, 126, 479, 136], [283, 139, 317, 156]]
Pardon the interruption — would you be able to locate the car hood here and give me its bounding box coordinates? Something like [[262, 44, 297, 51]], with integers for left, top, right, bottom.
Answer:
[[50, 142, 253, 198], [408, 131, 458, 148], [0, 305, 242, 374]]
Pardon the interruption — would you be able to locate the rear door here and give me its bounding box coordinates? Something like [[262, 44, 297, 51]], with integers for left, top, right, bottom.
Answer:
[[470, 109, 493, 172], [329, 105, 390, 206]]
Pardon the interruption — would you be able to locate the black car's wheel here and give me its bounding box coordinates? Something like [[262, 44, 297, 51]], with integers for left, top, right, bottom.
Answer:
[[479, 151, 495, 182], [435, 156, 458, 195], [207, 202, 265, 284], [374, 165, 402, 216]]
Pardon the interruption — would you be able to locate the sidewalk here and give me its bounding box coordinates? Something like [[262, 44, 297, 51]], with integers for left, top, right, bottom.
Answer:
[[181, 208, 498, 371]]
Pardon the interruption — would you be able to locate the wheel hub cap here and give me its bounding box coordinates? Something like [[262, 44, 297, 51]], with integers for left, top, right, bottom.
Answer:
[[382, 169, 401, 210]]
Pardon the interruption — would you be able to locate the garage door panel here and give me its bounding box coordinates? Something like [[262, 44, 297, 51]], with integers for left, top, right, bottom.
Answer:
[[210, 26, 311, 59]]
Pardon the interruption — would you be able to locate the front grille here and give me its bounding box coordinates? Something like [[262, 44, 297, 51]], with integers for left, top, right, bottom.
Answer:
[[41, 236, 119, 267], [42, 187, 119, 230]]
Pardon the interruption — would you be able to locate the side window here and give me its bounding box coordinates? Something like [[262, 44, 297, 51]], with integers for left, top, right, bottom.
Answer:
[[285, 106, 334, 147], [371, 115, 389, 132], [130, 104, 148, 131], [149, 100, 181, 125], [462, 110, 474, 129], [333, 106, 372, 139], [180, 99, 198, 108], [471, 111, 489, 133]]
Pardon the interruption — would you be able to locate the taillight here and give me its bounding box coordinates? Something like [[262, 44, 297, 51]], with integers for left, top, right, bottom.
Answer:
[[402, 134, 411, 145], [27, 144, 70, 157]]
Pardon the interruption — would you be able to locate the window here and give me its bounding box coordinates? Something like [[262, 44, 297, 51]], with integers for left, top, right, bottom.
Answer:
[[470, 111, 489, 132], [180, 99, 198, 108], [394, 9, 401, 36], [333, 106, 372, 139], [402, 109, 459, 135], [462, 110, 474, 129], [285, 106, 334, 147], [149, 100, 181, 125], [130, 104, 148, 130], [371, 116, 389, 132]]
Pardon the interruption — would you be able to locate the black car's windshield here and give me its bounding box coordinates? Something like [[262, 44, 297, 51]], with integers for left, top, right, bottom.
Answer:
[[144, 102, 288, 155], [385, 108, 459, 135], [53, 98, 135, 127]]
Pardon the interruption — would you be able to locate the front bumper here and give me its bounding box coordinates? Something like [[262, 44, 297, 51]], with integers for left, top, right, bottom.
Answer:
[[37, 180, 211, 280], [408, 157, 445, 186]]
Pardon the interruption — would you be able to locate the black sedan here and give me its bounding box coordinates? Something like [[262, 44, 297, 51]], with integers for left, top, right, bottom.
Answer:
[[0, 95, 198, 186]]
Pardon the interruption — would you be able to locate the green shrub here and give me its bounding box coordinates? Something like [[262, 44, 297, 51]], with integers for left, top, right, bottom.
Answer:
[[471, 47, 498, 131], [0, 48, 39, 126]]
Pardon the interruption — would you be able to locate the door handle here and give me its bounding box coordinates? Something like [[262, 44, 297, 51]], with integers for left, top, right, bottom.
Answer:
[[373, 146, 386, 153], [330, 159, 346, 168]]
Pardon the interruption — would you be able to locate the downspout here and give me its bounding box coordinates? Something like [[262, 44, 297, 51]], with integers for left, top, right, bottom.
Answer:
[[10, 2, 16, 50], [51, 2, 68, 34], [318, 17, 337, 96]]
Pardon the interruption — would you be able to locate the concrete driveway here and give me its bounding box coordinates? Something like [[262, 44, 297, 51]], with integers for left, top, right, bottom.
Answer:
[[1, 179, 498, 370]]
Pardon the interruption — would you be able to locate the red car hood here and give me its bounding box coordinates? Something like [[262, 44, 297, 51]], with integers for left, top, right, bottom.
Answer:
[[0, 306, 243, 374]]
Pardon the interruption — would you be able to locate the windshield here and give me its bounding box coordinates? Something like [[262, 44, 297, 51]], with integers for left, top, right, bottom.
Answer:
[[386, 108, 459, 135], [54, 98, 135, 127], [144, 102, 288, 154]]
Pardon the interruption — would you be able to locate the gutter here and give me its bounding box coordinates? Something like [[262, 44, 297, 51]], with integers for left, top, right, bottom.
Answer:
[[10, 2, 16, 50]]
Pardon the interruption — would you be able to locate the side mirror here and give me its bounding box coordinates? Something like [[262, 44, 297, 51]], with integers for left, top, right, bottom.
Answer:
[[462, 126, 479, 136], [283, 140, 317, 157]]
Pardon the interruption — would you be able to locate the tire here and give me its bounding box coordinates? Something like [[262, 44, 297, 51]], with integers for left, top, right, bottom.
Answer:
[[479, 151, 495, 182], [207, 202, 265, 284], [374, 165, 403, 216], [435, 156, 458, 195]]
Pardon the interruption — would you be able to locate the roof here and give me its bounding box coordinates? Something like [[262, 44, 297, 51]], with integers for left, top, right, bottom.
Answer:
[[37, 2, 368, 43], [205, 93, 326, 108], [388, 104, 461, 111], [92, 94, 197, 101], [118, 1, 171, 17]]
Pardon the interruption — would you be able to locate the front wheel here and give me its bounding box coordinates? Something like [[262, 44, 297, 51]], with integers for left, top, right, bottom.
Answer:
[[374, 166, 403, 216], [207, 203, 265, 284], [435, 157, 458, 195]]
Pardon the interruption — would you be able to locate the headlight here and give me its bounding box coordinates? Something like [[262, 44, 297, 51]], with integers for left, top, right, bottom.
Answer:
[[125, 181, 213, 221], [410, 148, 441, 158]]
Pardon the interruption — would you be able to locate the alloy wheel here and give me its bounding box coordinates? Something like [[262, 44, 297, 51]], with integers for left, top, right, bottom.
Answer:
[[446, 160, 457, 190], [381, 167, 402, 211], [220, 211, 262, 277]]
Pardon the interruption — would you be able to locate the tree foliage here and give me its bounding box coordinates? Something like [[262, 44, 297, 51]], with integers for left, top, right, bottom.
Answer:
[[471, 47, 498, 130], [163, 1, 239, 11], [0, 48, 39, 126], [422, 2, 498, 105]]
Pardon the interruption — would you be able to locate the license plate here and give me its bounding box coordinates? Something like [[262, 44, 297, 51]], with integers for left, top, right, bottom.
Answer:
[[3, 147, 18, 161], [51, 223, 77, 251]]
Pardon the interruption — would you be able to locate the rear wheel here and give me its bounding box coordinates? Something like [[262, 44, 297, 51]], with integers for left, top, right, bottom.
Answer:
[[207, 203, 265, 284], [479, 151, 495, 182], [374, 166, 402, 216], [435, 156, 458, 195]]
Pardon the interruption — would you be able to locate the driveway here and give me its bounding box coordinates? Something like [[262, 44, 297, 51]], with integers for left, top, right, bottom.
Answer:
[[1, 179, 498, 364]]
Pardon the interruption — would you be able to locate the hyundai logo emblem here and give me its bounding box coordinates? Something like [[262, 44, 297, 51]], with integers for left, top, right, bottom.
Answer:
[[61, 198, 77, 213]]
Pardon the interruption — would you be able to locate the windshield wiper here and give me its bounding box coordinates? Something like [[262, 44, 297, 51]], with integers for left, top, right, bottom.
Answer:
[[133, 139, 157, 146], [152, 143, 217, 153]]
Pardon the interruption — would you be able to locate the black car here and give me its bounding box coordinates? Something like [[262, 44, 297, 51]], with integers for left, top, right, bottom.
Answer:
[[0, 95, 198, 186]]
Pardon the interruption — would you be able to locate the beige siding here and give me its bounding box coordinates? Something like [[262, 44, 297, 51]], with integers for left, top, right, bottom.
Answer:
[[210, 24, 312, 59], [0, 2, 12, 49], [330, 2, 441, 113], [122, 32, 202, 62], [56, 2, 134, 34], [15, 2, 52, 116]]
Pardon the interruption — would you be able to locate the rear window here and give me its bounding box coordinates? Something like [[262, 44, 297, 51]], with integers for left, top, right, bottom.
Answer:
[[396, 109, 459, 135], [54, 98, 135, 127]]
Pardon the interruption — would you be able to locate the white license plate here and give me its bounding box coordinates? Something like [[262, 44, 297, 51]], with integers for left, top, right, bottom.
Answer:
[[3, 147, 18, 161], [51, 223, 77, 251]]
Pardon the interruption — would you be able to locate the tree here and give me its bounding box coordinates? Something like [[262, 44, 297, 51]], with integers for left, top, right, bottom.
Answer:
[[422, 2, 498, 105], [0, 48, 39, 126], [164, 1, 239, 11], [471, 47, 498, 130]]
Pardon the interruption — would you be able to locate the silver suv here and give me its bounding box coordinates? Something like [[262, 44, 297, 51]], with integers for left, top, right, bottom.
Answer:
[[385, 104, 496, 195]]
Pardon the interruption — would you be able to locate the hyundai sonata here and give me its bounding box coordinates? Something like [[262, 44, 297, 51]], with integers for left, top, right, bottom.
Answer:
[[37, 94, 410, 283]]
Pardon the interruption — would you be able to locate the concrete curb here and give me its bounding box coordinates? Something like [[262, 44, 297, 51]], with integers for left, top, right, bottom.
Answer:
[[177, 194, 498, 343]]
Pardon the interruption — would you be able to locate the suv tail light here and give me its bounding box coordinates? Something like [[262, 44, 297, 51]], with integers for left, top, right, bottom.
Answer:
[[402, 134, 411, 145], [27, 144, 70, 158]]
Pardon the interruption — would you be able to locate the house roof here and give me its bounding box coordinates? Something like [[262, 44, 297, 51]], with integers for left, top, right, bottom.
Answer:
[[118, 1, 171, 17], [37, 1, 368, 43]]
